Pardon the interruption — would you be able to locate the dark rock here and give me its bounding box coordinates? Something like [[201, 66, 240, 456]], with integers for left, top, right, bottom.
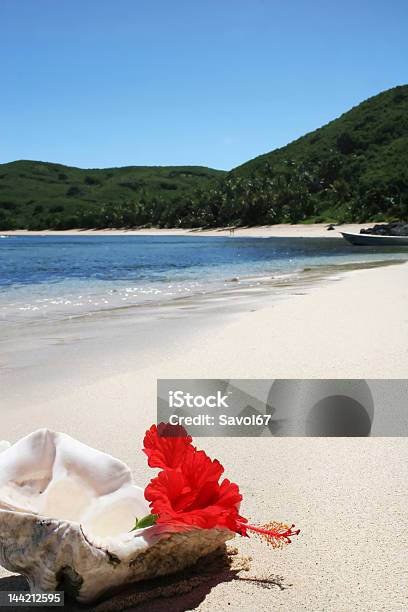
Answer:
[[360, 222, 408, 236]]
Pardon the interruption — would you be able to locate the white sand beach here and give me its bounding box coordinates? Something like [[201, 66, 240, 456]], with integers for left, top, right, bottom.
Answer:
[[1, 261, 408, 611], [3, 222, 369, 238]]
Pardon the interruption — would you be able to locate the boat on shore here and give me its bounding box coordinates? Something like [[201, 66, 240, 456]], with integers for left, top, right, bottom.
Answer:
[[340, 231, 408, 246]]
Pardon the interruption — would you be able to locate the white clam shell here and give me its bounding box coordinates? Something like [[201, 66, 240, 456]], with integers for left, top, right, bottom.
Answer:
[[0, 440, 11, 453], [0, 430, 233, 603]]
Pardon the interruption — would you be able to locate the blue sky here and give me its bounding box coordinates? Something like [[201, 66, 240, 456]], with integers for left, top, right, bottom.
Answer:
[[1, 0, 407, 170]]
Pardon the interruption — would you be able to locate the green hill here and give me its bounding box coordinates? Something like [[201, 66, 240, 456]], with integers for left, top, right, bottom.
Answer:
[[238, 84, 408, 221], [1, 85, 407, 229], [189, 85, 408, 226], [0, 162, 224, 230]]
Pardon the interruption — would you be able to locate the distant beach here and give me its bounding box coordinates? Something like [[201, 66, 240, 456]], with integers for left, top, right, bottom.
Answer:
[[3, 222, 370, 238]]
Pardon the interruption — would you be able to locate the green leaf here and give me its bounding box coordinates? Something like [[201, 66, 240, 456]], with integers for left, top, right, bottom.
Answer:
[[130, 514, 159, 532]]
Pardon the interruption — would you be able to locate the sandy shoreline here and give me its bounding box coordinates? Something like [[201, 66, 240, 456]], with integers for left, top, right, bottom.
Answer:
[[2, 222, 370, 238], [1, 261, 408, 610]]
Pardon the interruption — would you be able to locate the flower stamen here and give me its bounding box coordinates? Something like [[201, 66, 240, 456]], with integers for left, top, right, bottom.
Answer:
[[240, 521, 300, 548]]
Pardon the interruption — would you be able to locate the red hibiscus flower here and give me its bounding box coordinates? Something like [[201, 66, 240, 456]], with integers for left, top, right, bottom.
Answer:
[[142, 423, 299, 548], [145, 448, 247, 534], [143, 423, 194, 469]]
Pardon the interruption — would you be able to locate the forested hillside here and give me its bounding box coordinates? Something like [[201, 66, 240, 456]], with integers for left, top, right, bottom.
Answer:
[[1, 85, 407, 229], [0, 162, 224, 229], [185, 85, 408, 226]]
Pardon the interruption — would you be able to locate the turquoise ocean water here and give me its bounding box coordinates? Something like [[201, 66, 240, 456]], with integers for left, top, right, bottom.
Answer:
[[1, 235, 407, 324]]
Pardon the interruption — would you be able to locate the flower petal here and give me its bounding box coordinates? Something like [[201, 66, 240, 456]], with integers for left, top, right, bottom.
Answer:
[[143, 423, 194, 469]]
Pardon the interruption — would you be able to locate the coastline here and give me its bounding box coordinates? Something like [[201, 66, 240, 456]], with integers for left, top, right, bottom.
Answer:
[[2, 222, 370, 238], [1, 260, 408, 610], [1, 257, 405, 398]]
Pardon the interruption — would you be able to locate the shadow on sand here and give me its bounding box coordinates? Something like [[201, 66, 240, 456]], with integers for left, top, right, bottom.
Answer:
[[0, 546, 289, 611]]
